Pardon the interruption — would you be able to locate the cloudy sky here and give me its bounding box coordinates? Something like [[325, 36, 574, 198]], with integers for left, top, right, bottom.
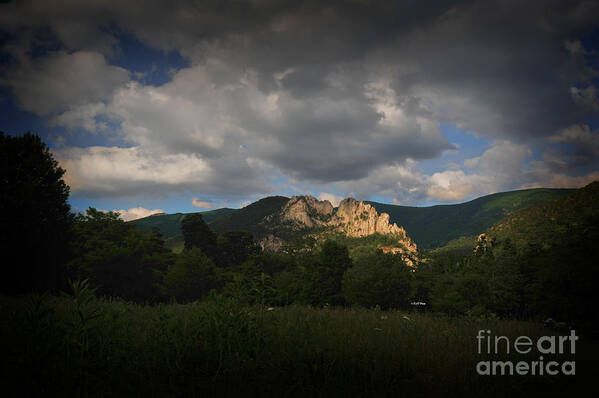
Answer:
[[1, 0, 598, 220]]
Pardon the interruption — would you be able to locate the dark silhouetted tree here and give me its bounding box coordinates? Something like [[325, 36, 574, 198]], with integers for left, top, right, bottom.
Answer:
[[0, 132, 73, 293], [216, 230, 260, 267], [181, 213, 217, 256], [301, 240, 352, 306]]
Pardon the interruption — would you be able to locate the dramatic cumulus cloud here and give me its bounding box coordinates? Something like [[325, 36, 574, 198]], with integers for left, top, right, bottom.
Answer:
[[2, 51, 129, 116], [55, 145, 270, 197], [116, 207, 164, 222], [426, 142, 531, 201], [1, 0, 598, 202]]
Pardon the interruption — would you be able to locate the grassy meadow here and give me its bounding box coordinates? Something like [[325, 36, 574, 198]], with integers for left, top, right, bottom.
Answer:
[[2, 290, 593, 397]]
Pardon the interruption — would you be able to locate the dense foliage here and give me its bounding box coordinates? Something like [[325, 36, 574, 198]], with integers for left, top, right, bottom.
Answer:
[[343, 251, 412, 309], [0, 132, 73, 294], [161, 248, 220, 301], [414, 183, 599, 333], [69, 208, 174, 302], [367, 188, 574, 248]]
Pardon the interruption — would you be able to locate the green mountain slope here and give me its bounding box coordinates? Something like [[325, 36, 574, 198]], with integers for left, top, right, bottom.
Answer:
[[129, 188, 576, 250], [129, 208, 236, 239], [487, 182, 599, 248], [367, 188, 575, 248], [479, 182, 599, 327], [210, 196, 290, 236]]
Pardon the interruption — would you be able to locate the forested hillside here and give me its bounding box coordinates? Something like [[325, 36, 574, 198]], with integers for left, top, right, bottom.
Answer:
[[367, 188, 574, 248], [130, 208, 236, 238], [416, 182, 599, 332], [209, 196, 290, 235]]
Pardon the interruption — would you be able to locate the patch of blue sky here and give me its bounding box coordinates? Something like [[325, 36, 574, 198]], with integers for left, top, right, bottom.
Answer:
[[0, 89, 48, 136], [106, 28, 189, 87], [69, 192, 191, 215], [585, 114, 599, 131], [417, 122, 492, 175]]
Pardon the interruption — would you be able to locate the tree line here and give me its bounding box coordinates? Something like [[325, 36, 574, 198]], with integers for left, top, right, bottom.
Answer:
[[1, 132, 596, 333]]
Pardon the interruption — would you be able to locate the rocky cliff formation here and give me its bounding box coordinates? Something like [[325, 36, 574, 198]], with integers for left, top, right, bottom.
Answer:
[[334, 198, 410, 238], [279, 196, 334, 227], [260, 195, 418, 263]]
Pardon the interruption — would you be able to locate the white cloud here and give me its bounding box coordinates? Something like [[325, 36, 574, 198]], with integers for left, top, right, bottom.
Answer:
[[464, 141, 531, 178], [4, 51, 129, 116], [55, 143, 270, 198], [425, 142, 532, 201], [116, 207, 164, 221], [49, 59, 452, 197], [426, 170, 489, 201], [331, 160, 429, 204], [2, 1, 598, 204], [49, 102, 108, 133], [192, 199, 212, 208], [331, 141, 542, 204], [57, 146, 211, 196]]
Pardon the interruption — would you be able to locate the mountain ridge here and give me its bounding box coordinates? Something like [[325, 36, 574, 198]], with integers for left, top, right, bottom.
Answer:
[[129, 187, 576, 250], [367, 187, 575, 248], [254, 195, 418, 264]]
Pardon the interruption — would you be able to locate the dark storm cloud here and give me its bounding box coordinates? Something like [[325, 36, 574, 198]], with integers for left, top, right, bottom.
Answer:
[[1, 0, 598, 198]]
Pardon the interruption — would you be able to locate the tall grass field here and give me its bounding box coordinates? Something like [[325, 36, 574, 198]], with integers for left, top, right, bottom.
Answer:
[[1, 290, 595, 397]]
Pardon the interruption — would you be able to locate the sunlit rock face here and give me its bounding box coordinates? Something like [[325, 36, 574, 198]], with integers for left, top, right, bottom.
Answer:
[[334, 198, 409, 238], [265, 195, 418, 264], [279, 196, 334, 227]]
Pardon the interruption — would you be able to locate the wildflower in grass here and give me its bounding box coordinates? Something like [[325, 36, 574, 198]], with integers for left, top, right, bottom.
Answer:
[[402, 315, 411, 321]]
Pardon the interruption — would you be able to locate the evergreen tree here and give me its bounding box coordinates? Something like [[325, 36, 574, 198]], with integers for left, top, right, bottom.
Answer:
[[216, 230, 260, 267], [181, 213, 217, 256], [301, 240, 352, 306], [0, 132, 73, 293]]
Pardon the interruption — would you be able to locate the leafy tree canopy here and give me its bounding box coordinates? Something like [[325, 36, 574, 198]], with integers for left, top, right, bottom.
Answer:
[[343, 251, 412, 309], [70, 208, 174, 301], [162, 247, 219, 302]]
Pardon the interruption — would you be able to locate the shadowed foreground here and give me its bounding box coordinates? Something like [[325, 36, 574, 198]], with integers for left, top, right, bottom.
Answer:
[[1, 293, 595, 397]]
